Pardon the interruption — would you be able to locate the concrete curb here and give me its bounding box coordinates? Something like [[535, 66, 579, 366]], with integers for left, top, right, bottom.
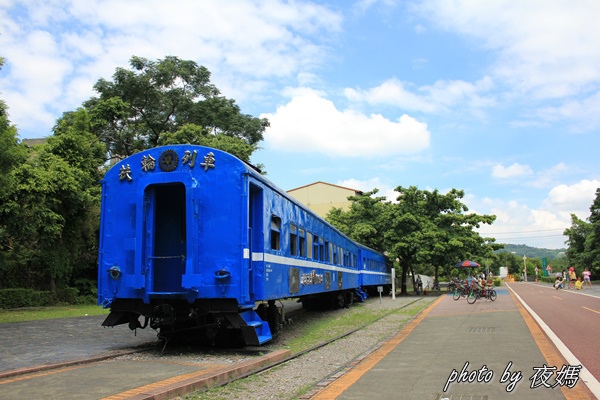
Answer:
[[101, 349, 292, 400]]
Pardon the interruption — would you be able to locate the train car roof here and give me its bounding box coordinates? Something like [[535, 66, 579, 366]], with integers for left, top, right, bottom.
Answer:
[[104, 144, 384, 256]]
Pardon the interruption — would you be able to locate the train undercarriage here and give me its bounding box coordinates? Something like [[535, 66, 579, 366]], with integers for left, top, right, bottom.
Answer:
[[102, 286, 391, 347], [102, 298, 283, 347]]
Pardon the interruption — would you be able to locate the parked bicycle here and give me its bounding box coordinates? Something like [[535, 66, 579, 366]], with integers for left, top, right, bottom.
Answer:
[[466, 280, 497, 304], [452, 280, 470, 301]]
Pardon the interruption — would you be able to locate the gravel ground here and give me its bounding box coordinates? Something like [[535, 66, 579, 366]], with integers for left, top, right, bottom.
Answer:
[[135, 295, 436, 400]]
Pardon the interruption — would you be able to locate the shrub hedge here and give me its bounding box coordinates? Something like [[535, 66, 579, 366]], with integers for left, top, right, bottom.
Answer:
[[0, 288, 95, 309]]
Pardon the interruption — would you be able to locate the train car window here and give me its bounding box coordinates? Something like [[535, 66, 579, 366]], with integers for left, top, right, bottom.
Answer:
[[290, 224, 298, 256], [320, 238, 326, 262], [326, 242, 331, 263], [307, 231, 313, 259], [299, 228, 306, 257], [313, 234, 319, 260], [333, 246, 338, 264], [271, 215, 281, 250]]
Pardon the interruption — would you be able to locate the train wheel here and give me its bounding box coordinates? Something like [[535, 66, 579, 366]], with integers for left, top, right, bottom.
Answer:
[[213, 328, 245, 348], [335, 292, 345, 309], [344, 291, 354, 307]]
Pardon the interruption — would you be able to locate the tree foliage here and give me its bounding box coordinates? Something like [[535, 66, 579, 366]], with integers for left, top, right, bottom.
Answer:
[[0, 93, 28, 271], [1, 55, 270, 295], [85, 56, 269, 161], [0, 109, 106, 291], [564, 187, 600, 278], [158, 123, 258, 164], [327, 186, 497, 295]]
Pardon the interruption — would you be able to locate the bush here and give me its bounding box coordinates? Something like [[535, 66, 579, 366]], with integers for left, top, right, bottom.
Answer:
[[0, 288, 52, 309], [493, 277, 502, 286], [0, 287, 92, 309], [56, 287, 79, 304]]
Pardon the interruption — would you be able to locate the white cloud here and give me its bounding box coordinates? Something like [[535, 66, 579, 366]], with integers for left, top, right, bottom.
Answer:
[[0, 0, 343, 137], [542, 179, 600, 215], [344, 76, 495, 114], [417, 0, 600, 100], [492, 163, 533, 179], [535, 91, 600, 132], [472, 179, 600, 249], [528, 163, 569, 189], [472, 198, 569, 249], [261, 92, 431, 157]]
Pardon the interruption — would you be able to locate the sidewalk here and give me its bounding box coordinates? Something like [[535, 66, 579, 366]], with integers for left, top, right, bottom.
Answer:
[[309, 287, 595, 400]]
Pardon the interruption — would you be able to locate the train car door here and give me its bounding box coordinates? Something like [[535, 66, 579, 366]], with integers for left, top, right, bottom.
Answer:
[[249, 182, 264, 298], [144, 183, 187, 293]]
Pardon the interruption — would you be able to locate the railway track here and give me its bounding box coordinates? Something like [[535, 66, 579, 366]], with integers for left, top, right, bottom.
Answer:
[[0, 295, 436, 400], [183, 296, 432, 400]]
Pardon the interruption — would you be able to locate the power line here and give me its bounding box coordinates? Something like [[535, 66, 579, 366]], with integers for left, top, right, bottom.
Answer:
[[495, 234, 565, 240], [483, 228, 565, 235]]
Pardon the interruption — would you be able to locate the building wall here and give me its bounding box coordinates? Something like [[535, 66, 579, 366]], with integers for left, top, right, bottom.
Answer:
[[287, 181, 360, 219]]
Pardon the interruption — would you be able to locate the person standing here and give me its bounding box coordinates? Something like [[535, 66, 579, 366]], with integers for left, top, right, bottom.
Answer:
[[583, 267, 592, 288], [568, 266, 576, 290], [563, 269, 569, 289], [534, 266, 539, 283]]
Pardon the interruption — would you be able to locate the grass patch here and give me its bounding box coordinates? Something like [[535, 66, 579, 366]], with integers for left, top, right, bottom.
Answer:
[[282, 300, 429, 354], [0, 304, 109, 324]]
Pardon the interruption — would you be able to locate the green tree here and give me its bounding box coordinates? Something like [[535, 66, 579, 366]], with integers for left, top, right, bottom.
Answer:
[[326, 189, 387, 252], [385, 187, 495, 294], [158, 123, 258, 164], [562, 185, 600, 278], [47, 109, 107, 288], [0, 91, 28, 272], [328, 186, 497, 295], [85, 56, 269, 161], [422, 189, 499, 281], [0, 109, 106, 291]]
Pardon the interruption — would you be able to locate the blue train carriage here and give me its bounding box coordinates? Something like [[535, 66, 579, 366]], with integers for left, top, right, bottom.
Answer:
[[358, 245, 393, 297], [98, 144, 389, 346]]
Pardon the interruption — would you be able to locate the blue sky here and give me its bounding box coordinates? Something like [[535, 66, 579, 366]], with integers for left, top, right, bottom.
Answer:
[[1, 0, 599, 250]]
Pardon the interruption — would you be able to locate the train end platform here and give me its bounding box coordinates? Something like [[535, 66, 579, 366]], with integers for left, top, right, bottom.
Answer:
[[306, 286, 597, 400]]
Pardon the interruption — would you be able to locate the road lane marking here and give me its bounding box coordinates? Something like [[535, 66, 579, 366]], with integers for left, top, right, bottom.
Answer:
[[552, 296, 562, 300], [582, 306, 600, 315], [507, 284, 600, 399]]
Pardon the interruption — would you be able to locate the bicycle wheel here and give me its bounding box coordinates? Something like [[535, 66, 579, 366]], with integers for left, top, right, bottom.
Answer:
[[467, 289, 477, 304], [453, 289, 461, 301], [489, 289, 497, 301]]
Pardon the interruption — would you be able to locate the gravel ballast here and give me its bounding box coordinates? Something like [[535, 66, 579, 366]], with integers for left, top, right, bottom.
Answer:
[[152, 295, 437, 399]]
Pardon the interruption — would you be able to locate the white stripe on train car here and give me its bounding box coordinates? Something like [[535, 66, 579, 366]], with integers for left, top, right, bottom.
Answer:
[[246, 250, 389, 278]]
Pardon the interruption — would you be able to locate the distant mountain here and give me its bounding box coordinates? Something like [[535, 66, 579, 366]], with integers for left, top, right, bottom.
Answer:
[[495, 244, 567, 260]]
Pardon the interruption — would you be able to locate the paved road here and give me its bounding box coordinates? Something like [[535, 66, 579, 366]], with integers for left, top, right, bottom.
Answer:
[[507, 282, 600, 388], [0, 299, 304, 374], [0, 315, 158, 373]]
